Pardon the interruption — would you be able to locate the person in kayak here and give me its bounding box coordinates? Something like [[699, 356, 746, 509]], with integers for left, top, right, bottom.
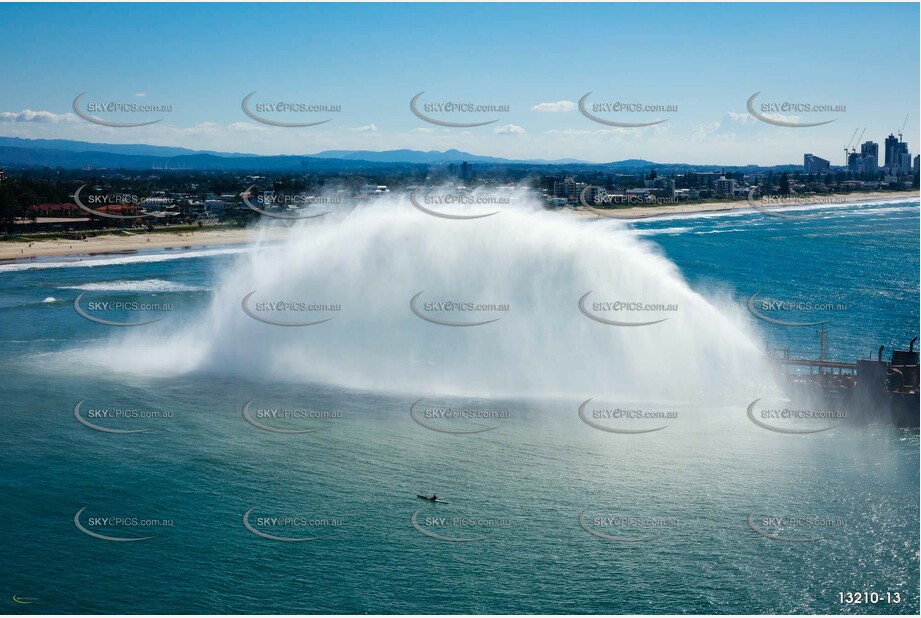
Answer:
[[431, 495, 437, 502]]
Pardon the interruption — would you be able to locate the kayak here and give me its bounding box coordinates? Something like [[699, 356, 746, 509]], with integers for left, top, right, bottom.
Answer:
[[416, 494, 448, 504]]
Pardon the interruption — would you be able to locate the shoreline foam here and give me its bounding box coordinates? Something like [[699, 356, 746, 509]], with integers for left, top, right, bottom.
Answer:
[[569, 190, 919, 221], [1, 191, 917, 262]]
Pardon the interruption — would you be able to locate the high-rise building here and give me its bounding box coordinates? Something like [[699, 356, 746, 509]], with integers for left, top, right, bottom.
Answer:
[[714, 176, 737, 196], [553, 177, 574, 198], [847, 152, 861, 173], [447, 162, 473, 181], [884, 134, 900, 169], [581, 185, 604, 205], [860, 155, 877, 177], [856, 141, 879, 177], [897, 141, 909, 165], [804, 154, 830, 175], [860, 141, 879, 161], [915, 155, 920, 174], [885, 133, 912, 174], [553, 176, 587, 204]]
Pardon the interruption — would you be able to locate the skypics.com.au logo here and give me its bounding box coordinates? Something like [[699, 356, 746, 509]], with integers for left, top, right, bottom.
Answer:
[[410, 291, 510, 327], [241, 291, 341, 327], [746, 92, 845, 128], [746, 188, 846, 220], [410, 92, 509, 128], [241, 92, 341, 127], [409, 188, 510, 220], [579, 507, 680, 543], [73, 399, 173, 434], [242, 185, 340, 219], [242, 507, 341, 542], [578, 399, 677, 434], [578, 92, 676, 127], [579, 291, 676, 327], [73, 92, 171, 128], [241, 400, 342, 434], [74, 507, 172, 542], [410, 399, 510, 435]]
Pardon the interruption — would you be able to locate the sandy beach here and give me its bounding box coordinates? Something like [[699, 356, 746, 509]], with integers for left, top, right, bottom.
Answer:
[[0, 226, 290, 261], [571, 190, 919, 220], [1, 191, 917, 261]]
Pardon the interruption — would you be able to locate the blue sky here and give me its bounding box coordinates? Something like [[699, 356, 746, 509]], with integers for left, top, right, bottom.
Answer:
[[0, 2, 918, 164]]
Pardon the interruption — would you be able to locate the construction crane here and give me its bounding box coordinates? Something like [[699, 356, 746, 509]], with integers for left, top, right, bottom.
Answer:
[[844, 128, 859, 165], [852, 128, 866, 153], [898, 113, 909, 141]]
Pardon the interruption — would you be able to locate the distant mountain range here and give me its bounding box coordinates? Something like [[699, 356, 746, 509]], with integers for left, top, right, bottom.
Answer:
[[307, 149, 591, 165], [0, 144, 410, 172], [0, 137, 604, 169], [0, 137, 255, 159], [0, 136, 794, 172]]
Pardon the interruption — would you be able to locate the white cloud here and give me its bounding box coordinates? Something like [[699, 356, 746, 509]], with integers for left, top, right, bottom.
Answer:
[[0, 106, 824, 166], [227, 121, 266, 133], [493, 123, 525, 135], [0, 109, 77, 123], [692, 111, 765, 141], [544, 123, 668, 138], [172, 122, 221, 136], [531, 100, 576, 113], [691, 121, 723, 141], [134, 92, 147, 98]]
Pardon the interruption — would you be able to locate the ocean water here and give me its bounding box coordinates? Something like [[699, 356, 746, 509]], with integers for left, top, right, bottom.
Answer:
[[0, 198, 917, 614]]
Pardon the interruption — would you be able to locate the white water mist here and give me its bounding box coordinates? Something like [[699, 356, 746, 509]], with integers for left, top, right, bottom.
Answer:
[[81, 189, 771, 402]]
